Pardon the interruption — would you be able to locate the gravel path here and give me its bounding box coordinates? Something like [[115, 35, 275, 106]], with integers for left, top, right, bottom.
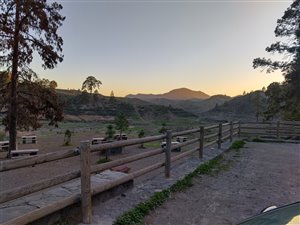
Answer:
[[144, 142, 300, 225], [87, 142, 231, 225]]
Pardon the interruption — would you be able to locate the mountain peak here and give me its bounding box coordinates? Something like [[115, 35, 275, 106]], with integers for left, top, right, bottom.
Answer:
[[126, 88, 210, 100]]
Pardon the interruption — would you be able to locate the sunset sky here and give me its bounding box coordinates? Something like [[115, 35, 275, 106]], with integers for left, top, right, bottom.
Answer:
[[32, 0, 291, 97]]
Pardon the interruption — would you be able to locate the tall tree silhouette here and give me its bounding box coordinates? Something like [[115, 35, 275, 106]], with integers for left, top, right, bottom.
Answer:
[[253, 0, 300, 119], [0, 0, 65, 153], [82, 76, 102, 94]]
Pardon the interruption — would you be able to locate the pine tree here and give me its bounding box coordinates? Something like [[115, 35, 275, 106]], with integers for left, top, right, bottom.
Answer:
[[0, 0, 65, 153]]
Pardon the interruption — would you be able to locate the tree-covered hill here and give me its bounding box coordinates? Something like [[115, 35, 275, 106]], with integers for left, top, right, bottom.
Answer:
[[201, 91, 267, 121], [56, 89, 197, 121]]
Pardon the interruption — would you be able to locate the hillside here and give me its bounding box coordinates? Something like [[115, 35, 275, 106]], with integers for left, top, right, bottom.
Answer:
[[56, 89, 197, 122], [126, 88, 210, 100], [127, 94, 231, 115], [201, 91, 267, 121]]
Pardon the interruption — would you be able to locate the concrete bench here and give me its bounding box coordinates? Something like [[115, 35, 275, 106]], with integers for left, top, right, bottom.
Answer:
[[21, 136, 37, 144], [11, 149, 39, 157], [0, 170, 132, 225]]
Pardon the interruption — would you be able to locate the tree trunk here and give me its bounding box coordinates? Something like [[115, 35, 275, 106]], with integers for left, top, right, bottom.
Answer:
[[8, 1, 20, 157]]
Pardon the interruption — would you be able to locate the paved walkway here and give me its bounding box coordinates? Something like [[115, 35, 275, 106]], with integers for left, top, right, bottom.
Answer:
[[144, 142, 300, 225]]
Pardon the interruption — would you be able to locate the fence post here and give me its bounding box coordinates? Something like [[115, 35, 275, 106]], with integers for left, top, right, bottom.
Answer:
[[80, 141, 92, 224], [199, 126, 204, 159], [276, 121, 280, 140], [238, 121, 241, 138], [218, 123, 222, 149], [230, 121, 233, 142], [165, 130, 172, 178]]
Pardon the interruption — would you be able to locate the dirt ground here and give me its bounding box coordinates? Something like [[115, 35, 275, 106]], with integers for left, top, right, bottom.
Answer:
[[144, 142, 300, 225]]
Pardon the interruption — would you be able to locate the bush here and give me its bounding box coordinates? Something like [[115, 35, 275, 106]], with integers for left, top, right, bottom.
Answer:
[[230, 140, 246, 150], [0, 130, 5, 141], [63, 129, 72, 146]]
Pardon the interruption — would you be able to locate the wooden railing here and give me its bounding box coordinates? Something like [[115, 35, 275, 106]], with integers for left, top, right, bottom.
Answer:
[[0, 121, 240, 224], [240, 121, 300, 141]]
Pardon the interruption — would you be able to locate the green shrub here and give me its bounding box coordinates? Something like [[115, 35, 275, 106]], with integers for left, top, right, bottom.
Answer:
[[97, 158, 112, 164], [0, 131, 5, 141], [63, 129, 72, 146], [230, 140, 246, 150]]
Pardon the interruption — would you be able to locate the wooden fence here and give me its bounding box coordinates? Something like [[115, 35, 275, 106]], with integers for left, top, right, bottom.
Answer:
[[0, 121, 238, 224], [240, 121, 300, 142]]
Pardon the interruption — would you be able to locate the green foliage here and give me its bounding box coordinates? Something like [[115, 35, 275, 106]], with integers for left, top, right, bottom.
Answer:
[[97, 158, 112, 164], [0, 130, 5, 141], [138, 129, 145, 148], [208, 91, 267, 119], [159, 122, 167, 134], [230, 140, 246, 150], [114, 112, 129, 136], [251, 137, 265, 142], [138, 129, 145, 138], [0, 71, 64, 130], [81, 76, 102, 93], [264, 82, 285, 120], [63, 129, 72, 146], [1, 1, 65, 151], [253, 0, 300, 120], [105, 124, 115, 139], [143, 141, 161, 148], [115, 155, 227, 225]]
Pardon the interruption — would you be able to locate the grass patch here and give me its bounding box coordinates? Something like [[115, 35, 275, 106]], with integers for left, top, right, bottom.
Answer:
[[230, 140, 246, 150], [251, 137, 266, 142], [143, 141, 161, 148], [97, 158, 112, 164], [115, 154, 228, 225]]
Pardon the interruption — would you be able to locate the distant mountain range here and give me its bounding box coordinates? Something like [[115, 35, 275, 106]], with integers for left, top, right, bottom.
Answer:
[[126, 88, 210, 100], [126, 88, 231, 115], [55, 88, 267, 122]]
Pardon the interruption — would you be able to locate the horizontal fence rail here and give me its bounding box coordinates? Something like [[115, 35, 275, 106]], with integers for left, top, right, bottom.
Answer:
[[240, 121, 300, 141]]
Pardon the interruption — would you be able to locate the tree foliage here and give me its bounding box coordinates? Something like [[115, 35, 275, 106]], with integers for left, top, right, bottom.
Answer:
[[0, 0, 65, 152], [253, 0, 300, 120], [114, 112, 129, 136], [159, 122, 167, 134], [105, 124, 115, 139], [82, 76, 102, 94], [0, 70, 63, 130], [138, 129, 145, 148]]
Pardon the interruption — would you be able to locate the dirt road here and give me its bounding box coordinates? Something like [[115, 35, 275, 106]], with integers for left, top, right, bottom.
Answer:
[[144, 142, 300, 225]]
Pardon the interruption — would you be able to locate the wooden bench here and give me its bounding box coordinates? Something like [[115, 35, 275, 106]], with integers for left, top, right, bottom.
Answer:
[[91, 137, 106, 145], [176, 136, 187, 143], [21, 136, 37, 144], [161, 141, 181, 152], [0, 141, 9, 151], [11, 149, 39, 157]]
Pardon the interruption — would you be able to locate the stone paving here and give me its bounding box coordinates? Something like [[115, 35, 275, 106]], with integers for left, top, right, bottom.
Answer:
[[0, 170, 129, 225], [89, 142, 231, 225]]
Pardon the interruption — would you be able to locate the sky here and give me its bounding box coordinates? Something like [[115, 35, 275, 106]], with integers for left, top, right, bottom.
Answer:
[[32, 0, 292, 97]]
